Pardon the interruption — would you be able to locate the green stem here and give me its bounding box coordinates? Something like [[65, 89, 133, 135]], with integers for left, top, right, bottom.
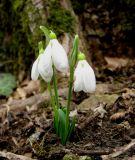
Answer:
[[47, 82, 55, 108], [65, 35, 79, 138], [66, 64, 74, 133], [52, 65, 59, 108], [67, 67, 73, 113]]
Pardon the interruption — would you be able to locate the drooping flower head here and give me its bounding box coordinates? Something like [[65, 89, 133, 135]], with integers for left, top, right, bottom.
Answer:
[[74, 52, 96, 93], [31, 41, 44, 81], [49, 31, 69, 73], [31, 31, 69, 82]]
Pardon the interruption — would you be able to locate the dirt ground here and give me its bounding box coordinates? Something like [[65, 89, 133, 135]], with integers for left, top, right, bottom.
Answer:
[[0, 57, 135, 160]]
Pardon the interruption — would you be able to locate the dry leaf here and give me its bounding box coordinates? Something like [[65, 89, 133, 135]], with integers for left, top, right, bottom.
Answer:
[[69, 109, 77, 117], [105, 57, 129, 71], [122, 88, 135, 99], [16, 88, 26, 99], [110, 112, 126, 121], [23, 80, 40, 95], [94, 103, 107, 118]]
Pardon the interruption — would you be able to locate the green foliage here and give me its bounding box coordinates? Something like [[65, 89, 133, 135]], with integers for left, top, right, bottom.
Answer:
[[0, 73, 16, 96], [47, 1, 75, 36], [40, 26, 50, 46], [70, 35, 79, 67], [52, 34, 79, 145], [54, 107, 75, 145]]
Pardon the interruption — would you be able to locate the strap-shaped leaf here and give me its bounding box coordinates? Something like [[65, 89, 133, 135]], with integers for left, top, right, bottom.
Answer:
[[66, 117, 75, 142], [40, 26, 50, 46], [70, 35, 79, 67], [58, 109, 66, 144], [62, 106, 67, 114]]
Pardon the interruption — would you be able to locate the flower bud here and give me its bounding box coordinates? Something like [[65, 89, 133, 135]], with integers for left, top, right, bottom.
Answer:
[[49, 31, 57, 39], [78, 52, 86, 60]]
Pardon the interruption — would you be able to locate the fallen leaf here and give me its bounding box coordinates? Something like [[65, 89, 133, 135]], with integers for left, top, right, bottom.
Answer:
[[110, 112, 126, 121], [16, 88, 26, 99], [122, 88, 135, 99], [105, 57, 129, 71], [13, 80, 40, 99], [94, 103, 107, 118], [23, 80, 40, 95]]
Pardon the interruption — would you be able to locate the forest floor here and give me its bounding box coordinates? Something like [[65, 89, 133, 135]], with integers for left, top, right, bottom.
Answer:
[[0, 56, 135, 160]]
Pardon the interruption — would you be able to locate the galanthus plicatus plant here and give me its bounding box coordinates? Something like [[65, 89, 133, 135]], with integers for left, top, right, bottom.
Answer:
[[31, 26, 96, 144]]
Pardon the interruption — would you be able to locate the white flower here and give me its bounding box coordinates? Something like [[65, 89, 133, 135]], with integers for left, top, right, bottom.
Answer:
[[31, 57, 39, 80], [51, 39, 69, 73], [31, 38, 68, 82], [38, 44, 53, 82], [74, 60, 96, 93]]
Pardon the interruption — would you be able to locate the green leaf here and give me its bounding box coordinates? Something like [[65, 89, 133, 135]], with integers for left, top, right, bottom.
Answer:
[[62, 106, 67, 114], [0, 73, 16, 96], [40, 26, 50, 46], [58, 109, 66, 144], [66, 117, 75, 142], [54, 105, 59, 135], [70, 35, 79, 67]]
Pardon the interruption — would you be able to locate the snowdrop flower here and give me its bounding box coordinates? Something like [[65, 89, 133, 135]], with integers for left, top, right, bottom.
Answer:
[[48, 31, 69, 73], [31, 32, 69, 82], [31, 55, 40, 81], [74, 53, 96, 93]]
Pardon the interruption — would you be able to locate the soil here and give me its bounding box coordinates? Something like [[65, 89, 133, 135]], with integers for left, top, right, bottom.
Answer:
[[0, 58, 135, 160]]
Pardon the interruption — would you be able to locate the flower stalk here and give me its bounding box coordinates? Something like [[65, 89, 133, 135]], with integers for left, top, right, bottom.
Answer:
[[66, 35, 79, 135], [52, 65, 59, 108], [47, 82, 55, 109]]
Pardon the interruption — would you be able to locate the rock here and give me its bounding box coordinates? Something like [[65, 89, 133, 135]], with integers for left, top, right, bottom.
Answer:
[[77, 94, 119, 111]]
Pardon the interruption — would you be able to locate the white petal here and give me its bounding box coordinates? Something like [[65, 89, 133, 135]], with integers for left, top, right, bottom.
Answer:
[[74, 60, 96, 93], [38, 43, 53, 82], [74, 61, 83, 92], [82, 60, 96, 93], [31, 58, 39, 80], [51, 39, 69, 73]]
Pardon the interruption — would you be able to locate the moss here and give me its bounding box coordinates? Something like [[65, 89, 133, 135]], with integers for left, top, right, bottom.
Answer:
[[34, 144, 47, 157], [20, 0, 50, 57], [47, 0, 75, 36], [63, 154, 79, 160], [0, 0, 75, 75], [0, 0, 33, 74], [0, 0, 29, 74]]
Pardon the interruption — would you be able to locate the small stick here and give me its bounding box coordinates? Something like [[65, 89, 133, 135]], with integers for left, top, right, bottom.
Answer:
[[102, 139, 135, 160], [71, 148, 112, 155], [0, 151, 36, 160], [0, 88, 68, 117]]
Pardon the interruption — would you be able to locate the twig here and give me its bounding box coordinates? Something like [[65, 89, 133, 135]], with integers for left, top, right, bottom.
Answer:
[[71, 148, 112, 155], [0, 88, 68, 117], [102, 139, 135, 160], [0, 151, 36, 160]]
